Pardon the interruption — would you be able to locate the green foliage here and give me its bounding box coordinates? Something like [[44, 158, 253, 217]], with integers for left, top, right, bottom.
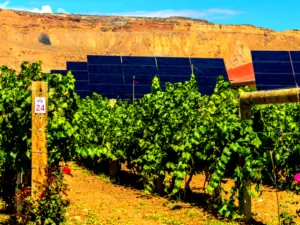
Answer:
[[0, 60, 299, 221], [0, 61, 78, 208], [74, 73, 300, 220], [279, 211, 297, 225], [16, 166, 70, 225]]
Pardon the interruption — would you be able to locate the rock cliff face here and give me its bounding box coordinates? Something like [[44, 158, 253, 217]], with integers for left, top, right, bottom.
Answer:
[[1, 9, 300, 72]]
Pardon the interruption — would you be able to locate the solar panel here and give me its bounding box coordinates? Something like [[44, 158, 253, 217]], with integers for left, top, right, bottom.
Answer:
[[156, 57, 190, 66], [88, 65, 123, 74], [161, 76, 182, 84], [190, 58, 226, 68], [197, 76, 223, 85], [66, 62, 88, 70], [291, 62, 300, 73], [295, 74, 300, 85], [87, 55, 121, 65], [50, 70, 68, 75], [123, 65, 158, 75], [75, 81, 90, 91], [124, 75, 153, 85], [253, 62, 293, 74], [90, 84, 125, 96], [89, 75, 124, 85], [193, 68, 228, 86], [158, 66, 192, 75], [193, 67, 227, 77], [122, 56, 156, 66], [76, 91, 91, 98], [251, 51, 290, 62], [251, 50, 299, 90], [125, 85, 152, 95], [290, 51, 300, 62], [159, 75, 184, 84], [58, 55, 231, 98], [199, 85, 215, 95], [72, 71, 89, 81]]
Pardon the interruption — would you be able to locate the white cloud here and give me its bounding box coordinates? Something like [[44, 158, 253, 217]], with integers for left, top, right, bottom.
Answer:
[[0, 2, 240, 20], [85, 8, 242, 19], [0, 1, 9, 8], [57, 7, 69, 14], [31, 5, 52, 13], [0, 1, 68, 14]]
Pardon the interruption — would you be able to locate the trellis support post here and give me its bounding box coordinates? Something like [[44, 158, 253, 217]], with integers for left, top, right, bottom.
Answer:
[[239, 87, 300, 222], [31, 81, 48, 199]]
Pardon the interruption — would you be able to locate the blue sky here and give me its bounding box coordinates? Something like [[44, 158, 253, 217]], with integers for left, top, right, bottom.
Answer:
[[0, 0, 299, 31]]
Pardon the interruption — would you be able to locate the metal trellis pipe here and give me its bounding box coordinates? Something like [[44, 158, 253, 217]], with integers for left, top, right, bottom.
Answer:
[[239, 88, 300, 120]]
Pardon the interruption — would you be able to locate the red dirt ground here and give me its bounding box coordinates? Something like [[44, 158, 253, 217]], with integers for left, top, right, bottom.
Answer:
[[1, 163, 299, 225], [63, 163, 300, 225]]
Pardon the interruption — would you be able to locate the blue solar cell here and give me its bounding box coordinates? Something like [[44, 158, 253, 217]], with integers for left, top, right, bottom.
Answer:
[[253, 62, 292, 74], [180, 76, 194, 82], [89, 85, 125, 97], [66, 62, 87, 70], [198, 86, 215, 95], [76, 91, 91, 98], [122, 56, 156, 65], [193, 68, 228, 80], [124, 85, 151, 95], [89, 75, 124, 84], [156, 57, 190, 66], [124, 75, 154, 85], [50, 70, 68, 75], [255, 73, 296, 88], [291, 62, 300, 73], [158, 66, 192, 75], [190, 58, 226, 68], [159, 75, 182, 84], [290, 51, 300, 62], [123, 65, 158, 75], [72, 71, 88, 81], [87, 55, 121, 65], [75, 81, 90, 91], [197, 76, 222, 85], [295, 74, 300, 85], [88, 65, 122, 74], [251, 51, 290, 62]]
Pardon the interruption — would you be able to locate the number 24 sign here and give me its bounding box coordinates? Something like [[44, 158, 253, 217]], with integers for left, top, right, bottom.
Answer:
[[35, 97, 46, 114]]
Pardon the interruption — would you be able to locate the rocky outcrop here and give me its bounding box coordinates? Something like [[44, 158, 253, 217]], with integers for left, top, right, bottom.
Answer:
[[0, 9, 300, 72]]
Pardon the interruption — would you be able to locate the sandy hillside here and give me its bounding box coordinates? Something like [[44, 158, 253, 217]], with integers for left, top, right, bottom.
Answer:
[[1, 9, 300, 73]]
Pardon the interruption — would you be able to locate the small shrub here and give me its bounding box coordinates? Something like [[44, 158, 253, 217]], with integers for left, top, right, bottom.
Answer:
[[16, 165, 70, 225], [279, 212, 296, 225]]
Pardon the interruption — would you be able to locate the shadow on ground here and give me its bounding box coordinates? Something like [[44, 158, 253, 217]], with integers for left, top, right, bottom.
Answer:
[[76, 161, 266, 225]]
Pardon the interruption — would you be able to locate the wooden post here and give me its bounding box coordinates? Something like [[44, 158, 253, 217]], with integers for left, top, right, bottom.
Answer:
[[238, 179, 252, 221], [240, 88, 299, 120], [154, 174, 165, 195], [31, 81, 48, 199], [239, 87, 300, 222], [15, 172, 22, 217], [108, 99, 120, 178]]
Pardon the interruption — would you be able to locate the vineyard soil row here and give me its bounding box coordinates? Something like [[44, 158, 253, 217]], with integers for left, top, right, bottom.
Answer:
[[1, 162, 298, 225]]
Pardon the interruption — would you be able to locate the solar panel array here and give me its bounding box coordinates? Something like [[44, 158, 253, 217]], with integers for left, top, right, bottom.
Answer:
[[251, 50, 300, 90], [51, 55, 229, 99]]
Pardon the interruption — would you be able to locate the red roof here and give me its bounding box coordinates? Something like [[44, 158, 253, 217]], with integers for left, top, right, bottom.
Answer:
[[227, 63, 255, 84]]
